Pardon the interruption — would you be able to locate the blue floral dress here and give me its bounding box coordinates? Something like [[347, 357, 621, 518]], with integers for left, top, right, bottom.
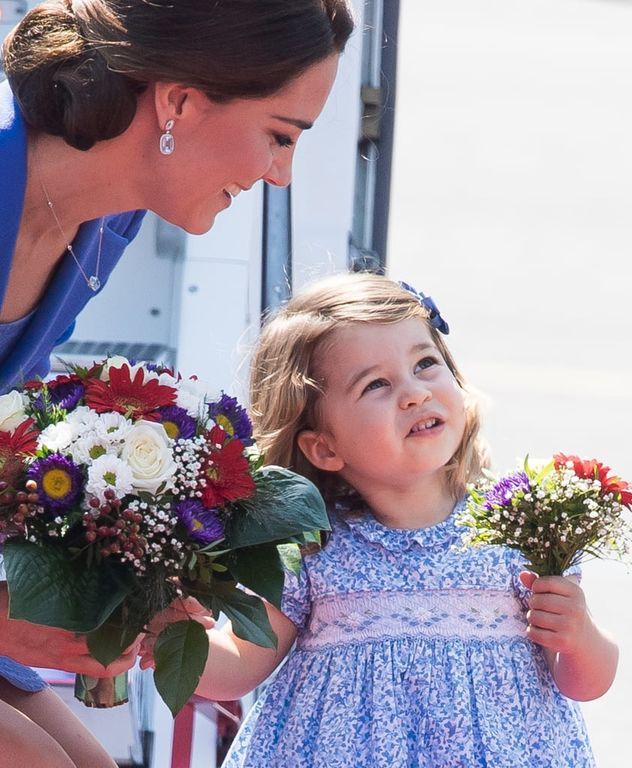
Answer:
[[222, 502, 595, 768]]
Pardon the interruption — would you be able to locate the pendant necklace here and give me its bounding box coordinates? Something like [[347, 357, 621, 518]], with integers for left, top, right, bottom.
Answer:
[[38, 166, 104, 292]]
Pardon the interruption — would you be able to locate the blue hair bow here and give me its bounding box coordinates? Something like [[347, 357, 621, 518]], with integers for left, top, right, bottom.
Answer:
[[398, 281, 450, 335]]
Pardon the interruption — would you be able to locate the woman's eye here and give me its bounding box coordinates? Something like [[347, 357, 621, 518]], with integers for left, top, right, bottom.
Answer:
[[363, 378, 387, 393], [414, 356, 438, 373], [273, 133, 295, 148]]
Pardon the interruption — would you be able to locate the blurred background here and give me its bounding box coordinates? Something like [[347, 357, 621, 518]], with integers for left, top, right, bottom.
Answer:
[[388, 1, 632, 764]]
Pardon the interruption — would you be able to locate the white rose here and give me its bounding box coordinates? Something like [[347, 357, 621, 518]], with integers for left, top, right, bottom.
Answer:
[[0, 390, 29, 432], [121, 420, 176, 495]]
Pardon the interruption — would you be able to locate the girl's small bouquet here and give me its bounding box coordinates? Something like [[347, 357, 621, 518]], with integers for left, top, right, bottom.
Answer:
[[0, 357, 329, 715], [460, 453, 632, 576]]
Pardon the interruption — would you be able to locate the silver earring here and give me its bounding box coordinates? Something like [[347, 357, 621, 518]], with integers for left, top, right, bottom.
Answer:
[[159, 119, 175, 155]]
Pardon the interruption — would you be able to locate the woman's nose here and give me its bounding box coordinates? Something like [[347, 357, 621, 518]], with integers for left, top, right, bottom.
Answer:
[[263, 153, 293, 188]]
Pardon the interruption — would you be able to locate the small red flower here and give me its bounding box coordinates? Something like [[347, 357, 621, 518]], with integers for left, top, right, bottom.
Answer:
[[554, 453, 632, 507], [200, 427, 255, 508], [85, 364, 176, 420], [0, 419, 39, 485]]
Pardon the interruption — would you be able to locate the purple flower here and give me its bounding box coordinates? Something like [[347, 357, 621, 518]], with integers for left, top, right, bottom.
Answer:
[[175, 499, 224, 544], [208, 393, 254, 446], [32, 378, 85, 414], [484, 471, 531, 510], [156, 405, 197, 440], [27, 453, 83, 513]]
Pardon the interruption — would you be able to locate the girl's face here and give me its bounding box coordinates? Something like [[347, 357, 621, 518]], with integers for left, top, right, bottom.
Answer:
[[150, 54, 339, 234], [299, 318, 467, 501]]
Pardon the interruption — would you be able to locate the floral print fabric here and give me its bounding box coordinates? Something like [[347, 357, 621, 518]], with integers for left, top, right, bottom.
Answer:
[[222, 502, 594, 767]]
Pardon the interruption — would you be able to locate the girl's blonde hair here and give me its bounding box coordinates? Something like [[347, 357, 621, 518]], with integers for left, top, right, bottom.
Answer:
[[249, 272, 489, 503]]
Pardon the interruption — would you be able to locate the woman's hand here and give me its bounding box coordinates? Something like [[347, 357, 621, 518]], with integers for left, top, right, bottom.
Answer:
[[139, 596, 215, 670], [520, 571, 618, 700], [0, 583, 139, 676]]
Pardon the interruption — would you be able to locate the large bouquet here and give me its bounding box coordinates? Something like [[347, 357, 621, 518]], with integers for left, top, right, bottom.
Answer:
[[0, 357, 329, 715], [460, 453, 632, 576]]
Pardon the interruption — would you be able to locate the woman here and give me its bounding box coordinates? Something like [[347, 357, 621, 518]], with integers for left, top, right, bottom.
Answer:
[[0, 0, 354, 764]]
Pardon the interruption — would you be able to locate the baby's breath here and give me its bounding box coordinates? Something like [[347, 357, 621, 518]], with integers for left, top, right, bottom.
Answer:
[[460, 455, 632, 575]]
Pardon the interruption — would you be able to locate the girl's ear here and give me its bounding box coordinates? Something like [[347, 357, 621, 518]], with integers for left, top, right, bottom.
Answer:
[[296, 430, 344, 472]]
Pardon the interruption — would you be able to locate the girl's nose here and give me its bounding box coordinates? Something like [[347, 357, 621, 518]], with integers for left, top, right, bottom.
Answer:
[[398, 380, 432, 410]]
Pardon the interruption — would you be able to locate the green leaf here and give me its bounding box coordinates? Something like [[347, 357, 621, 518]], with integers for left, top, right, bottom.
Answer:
[[226, 466, 330, 549], [225, 543, 285, 608], [153, 620, 209, 717], [4, 539, 132, 633], [86, 614, 142, 667], [210, 583, 277, 649], [277, 543, 302, 578]]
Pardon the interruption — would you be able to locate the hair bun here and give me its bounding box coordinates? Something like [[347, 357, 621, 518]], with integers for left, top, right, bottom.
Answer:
[[2, 0, 138, 150]]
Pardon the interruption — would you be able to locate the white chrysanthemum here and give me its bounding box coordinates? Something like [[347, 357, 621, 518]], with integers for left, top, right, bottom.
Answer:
[[94, 412, 133, 442], [86, 454, 134, 502], [158, 371, 179, 389], [0, 390, 29, 432], [37, 421, 76, 452], [175, 377, 209, 418], [70, 434, 119, 466], [65, 405, 100, 432]]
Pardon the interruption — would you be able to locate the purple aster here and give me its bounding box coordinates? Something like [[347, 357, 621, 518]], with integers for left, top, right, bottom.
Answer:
[[27, 453, 83, 513], [484, 471, 531, 510], [156, 405, 197, 440], [207, 392, 254, 446], [32, 378, 85, 414], [176, 499, 224, 544], [48, 379, 85, 410]]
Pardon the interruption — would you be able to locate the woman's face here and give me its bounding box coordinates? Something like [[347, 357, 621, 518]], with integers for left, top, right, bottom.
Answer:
[[151, 54, 339, 234]]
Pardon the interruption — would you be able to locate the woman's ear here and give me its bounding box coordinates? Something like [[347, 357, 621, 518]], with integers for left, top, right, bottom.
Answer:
[[296, 430, 344, 472], [153, 82, 211, 129]]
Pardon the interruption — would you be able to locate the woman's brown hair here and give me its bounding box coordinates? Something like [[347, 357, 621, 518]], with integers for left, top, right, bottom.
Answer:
[[2, 0, 354, 150]]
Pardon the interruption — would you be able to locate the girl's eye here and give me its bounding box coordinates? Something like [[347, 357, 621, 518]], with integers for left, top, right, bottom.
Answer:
[[415, 356, 438, 373], [363, 378, 388, 393], [273, 133, 295, 148]]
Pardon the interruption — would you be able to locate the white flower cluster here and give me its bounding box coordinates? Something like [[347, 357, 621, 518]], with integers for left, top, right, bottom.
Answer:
[[171, 436, 207, 500], [120, 499, 182, 574], [36, 408, 178, 503]]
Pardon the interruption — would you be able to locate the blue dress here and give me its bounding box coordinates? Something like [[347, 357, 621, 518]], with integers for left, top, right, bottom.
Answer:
[[0, 78, 145, 689], [222, 502, 595, 767]]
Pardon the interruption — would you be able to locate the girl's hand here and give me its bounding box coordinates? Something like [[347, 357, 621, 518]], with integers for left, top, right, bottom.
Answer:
[[139, 596, 215, 670], [519, 570, 619, 700], [519, 571, 589, 655]]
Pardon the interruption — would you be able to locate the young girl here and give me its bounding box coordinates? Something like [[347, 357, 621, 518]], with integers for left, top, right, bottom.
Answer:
[[142, 273, 617, 767]]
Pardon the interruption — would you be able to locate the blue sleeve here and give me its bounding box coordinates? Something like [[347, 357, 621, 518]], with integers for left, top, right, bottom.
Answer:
[[280, 561, 312, 631], [54, 321, 76, 347]]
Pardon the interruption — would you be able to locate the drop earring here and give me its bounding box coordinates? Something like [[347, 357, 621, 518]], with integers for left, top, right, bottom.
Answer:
[[159, 119, 175, 155]]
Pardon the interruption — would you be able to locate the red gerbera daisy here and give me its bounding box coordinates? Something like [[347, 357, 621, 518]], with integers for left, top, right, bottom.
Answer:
[[554, 453, 632, 507], [0, 419, 39, 486], [201, 427, 255, 508], [84, 364, 176, 420]]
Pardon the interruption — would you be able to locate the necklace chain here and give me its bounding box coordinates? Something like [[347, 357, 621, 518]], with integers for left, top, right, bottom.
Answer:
[[38, 166, 104, 293]]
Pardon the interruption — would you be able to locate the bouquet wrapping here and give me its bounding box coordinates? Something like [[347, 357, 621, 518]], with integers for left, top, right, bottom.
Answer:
[[461, 453, 632, 576], [0, 357, 329, 715]]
